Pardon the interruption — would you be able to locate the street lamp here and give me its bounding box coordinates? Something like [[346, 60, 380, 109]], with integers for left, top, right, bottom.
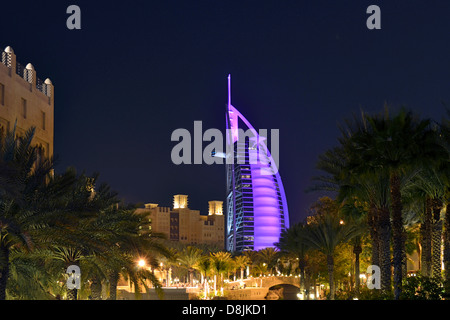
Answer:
[[138, 259, 146, 268]]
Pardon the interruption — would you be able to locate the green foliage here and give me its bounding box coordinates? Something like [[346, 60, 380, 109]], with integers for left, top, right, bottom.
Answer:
[[0, 126, 171, 300], [358, 287, 394, 300], [400, 275, 444, 300]]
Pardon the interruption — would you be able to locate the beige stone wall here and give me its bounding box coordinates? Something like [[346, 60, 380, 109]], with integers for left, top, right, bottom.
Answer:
[[201, 214, 224, 246], [136, 196, 225, 249], [0, 47, 54, 159], [224, 287, 268, 300]]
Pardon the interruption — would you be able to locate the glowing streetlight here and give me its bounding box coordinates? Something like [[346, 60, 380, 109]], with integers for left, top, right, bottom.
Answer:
[[138, 259, 146, 268]]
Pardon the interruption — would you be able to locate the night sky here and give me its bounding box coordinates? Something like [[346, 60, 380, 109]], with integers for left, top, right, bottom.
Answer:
[[1, 1, 450, 224]]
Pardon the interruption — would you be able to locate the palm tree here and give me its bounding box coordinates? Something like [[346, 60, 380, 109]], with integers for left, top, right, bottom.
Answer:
[[38, 175, 128, 300], [340, 201, 368, 298], [276, 222, 310, 297], [312, 130, 392, 293], [0, 126, 54, 300], [0, 125, 174, 300], [257, 247, 279, 275], [343, 108, 446, 299], [195, 255, 212, 298], [178, 246, 203, 287], [436, 112, 450, 284], [243, 250, 258, 276], [95, 203, 171, 300], [20, 166, 169, 300], [157, 247, 178, 287], [210, 251, 232, 293], [6, 249, 60, 299], [403, 167, 445, 278], [303, 204, 361, 300], [233, 254, 251, 281]]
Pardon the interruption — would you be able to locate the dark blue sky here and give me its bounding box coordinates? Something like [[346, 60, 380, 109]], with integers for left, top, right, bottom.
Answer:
[[1, 1, 450, 224]]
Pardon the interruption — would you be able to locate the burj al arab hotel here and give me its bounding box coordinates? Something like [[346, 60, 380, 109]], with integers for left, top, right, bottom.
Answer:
[[225, 75, 289, 252]]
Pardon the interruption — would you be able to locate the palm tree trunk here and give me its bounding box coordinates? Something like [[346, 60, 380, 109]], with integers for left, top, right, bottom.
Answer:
[[432, 220, 443, 279], [378, 207, 392, 293], [443, 202, 450, 282], [189, 269, 194, 287], [298, 257, 306, 299], [368, 204, 380, 267], [0, 245, 10, 300], [390, 172, 404, 300], [90, 275, 102, 300], [166, 269, 170, 287], [67, 288, 78, 300], [66, 261, 80, 300], [327, 255, 335, 300], [353, 242, 362, 298], [305, 271, 311, 300], [431, 199, 443, 279], [402, 248, 408, 279], [421, 197, 433, 277], [108, 271, 119, 300], [312, 276, 317, 299]]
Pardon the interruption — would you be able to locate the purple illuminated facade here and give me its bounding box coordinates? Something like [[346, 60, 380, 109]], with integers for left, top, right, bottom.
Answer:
[[225, 75, 289, 252]]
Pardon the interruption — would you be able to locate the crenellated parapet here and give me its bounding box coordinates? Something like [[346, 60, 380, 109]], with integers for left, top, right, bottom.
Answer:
[[1, 46, 53, 101]]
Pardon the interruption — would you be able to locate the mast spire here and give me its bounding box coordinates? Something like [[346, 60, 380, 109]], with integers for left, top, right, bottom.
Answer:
[[227, 74, 231, 107]]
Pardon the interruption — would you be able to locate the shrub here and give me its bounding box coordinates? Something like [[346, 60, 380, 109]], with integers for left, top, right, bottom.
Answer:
[[401, 275, 444, 300]]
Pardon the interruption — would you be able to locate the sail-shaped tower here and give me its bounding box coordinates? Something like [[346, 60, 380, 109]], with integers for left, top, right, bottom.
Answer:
[[225, 75, 289, 252]]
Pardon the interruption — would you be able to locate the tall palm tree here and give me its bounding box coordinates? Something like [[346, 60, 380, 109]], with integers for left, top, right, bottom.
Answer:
[[340, 201, 368, 298], [276, 222, 310, 297], [0, 126, 54, 300], [312, 130, 392, 293], [436, 112, 450, 284], [343, 108, 446, 299], [404, 167, 445, 278], [303, 206, 361, 300]]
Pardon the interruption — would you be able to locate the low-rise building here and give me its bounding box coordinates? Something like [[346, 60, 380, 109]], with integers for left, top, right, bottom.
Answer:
[[136, 195, 225, 249]]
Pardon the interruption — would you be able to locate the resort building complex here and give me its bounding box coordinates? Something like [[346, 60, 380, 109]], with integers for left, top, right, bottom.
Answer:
[[136, 195, 225, 249]]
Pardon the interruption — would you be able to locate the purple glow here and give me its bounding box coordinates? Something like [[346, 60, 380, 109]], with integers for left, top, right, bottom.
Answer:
[[226, 74, 290, 251]]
